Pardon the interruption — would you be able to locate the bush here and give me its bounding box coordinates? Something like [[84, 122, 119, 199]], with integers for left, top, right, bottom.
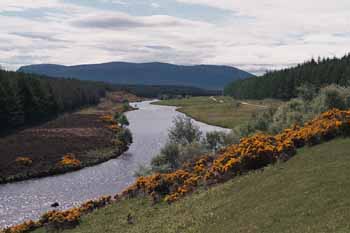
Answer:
[[143, 116, 238, 175], [116, 128, 133, 146], [177, 142, 207, 164], [168, 116, 202, 145], [205, 131, 239, 152], [236, 85, 350, 137], [113, 112, 121, 122], [310, 85, 349, 114], [118, 114, 130, 127], [122, 102, 130, 112], [15, 156, 33, 166], [151, 143, 180, 172], [134, 165, 152, 177], [297, 84, 318, 102]]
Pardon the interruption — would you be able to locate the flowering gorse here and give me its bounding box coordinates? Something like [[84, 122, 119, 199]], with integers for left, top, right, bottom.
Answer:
[[59, 154, 81, 167], [3, 109, 350, 233], [1, 196, 112, 233], [122, 109, 350, 203], [15, 157, 33, 166]]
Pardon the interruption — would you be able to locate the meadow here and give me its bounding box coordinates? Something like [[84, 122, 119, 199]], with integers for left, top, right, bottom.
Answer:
[[155, 96, 281, 129]]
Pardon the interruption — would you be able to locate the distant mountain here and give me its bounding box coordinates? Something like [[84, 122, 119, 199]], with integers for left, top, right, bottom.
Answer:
[[18, 62, 253, 90]]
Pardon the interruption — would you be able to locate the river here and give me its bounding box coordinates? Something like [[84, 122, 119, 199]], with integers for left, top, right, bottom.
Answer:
[[0, 100, 228, 228]]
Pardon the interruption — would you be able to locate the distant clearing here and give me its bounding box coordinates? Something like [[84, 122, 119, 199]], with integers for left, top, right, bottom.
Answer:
[[155, 96, 281, 129]]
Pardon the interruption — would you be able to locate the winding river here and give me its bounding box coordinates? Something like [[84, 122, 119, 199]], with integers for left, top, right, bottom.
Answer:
[[0, 101, 228, 228]]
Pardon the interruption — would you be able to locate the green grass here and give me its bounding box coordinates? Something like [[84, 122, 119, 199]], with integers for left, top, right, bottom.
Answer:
[[34, 137, 350, 233], [155, 96, 281, 129]]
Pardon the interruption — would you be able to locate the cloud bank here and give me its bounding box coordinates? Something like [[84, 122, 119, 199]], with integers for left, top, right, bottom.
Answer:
[[0, 0, 349, 75]]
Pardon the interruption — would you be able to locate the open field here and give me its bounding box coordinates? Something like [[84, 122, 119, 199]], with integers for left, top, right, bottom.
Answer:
[[155, 96, 282, 129], [0, 92, 140, 184], [33, 137, 350, 233]]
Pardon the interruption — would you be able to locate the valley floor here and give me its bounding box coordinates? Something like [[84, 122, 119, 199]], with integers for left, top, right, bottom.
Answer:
[[33, 137, 350, 233], [155, 96, 281, 129]]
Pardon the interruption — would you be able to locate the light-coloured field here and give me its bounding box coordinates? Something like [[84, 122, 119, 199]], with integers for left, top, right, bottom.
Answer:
[[155, 96, 281, 129]]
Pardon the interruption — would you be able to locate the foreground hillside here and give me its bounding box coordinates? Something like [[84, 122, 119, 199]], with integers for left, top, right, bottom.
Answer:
[[33, 138, 350, 233], [18, 62, 253, 90]]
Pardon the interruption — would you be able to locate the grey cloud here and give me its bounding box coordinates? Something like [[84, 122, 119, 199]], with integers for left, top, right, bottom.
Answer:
[[72, 14, 188, 30], [1, 55, 50, 65], [232, 62, 298, 76], [74, 17, 145, 29], [11, 32, 70, 43], [333, 32, 350, 38], [144, 45, 173, 50]]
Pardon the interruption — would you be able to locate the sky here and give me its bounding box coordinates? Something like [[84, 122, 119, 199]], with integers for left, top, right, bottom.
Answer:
[[0, 0, 350, 75]]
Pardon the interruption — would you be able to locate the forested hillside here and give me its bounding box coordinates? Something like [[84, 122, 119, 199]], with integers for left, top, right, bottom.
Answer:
[[225, 54, 350, 99], [114, 84, 220, 98], [0, 70, 109, 132]]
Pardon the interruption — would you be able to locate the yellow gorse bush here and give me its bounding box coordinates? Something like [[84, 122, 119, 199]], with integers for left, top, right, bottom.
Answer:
[[3, 109, 350, 233], [59, 154, 81, 167], [100, 114, 114, 124], [122, 109, 350, 203], [1, 220, 38, 233], [100, 114, 121, 133], [15, 157, 33, 166], [1, 196, 112, 233]]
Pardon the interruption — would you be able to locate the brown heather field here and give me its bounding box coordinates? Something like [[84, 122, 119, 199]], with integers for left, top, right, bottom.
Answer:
[[0, 92, 141, 184]]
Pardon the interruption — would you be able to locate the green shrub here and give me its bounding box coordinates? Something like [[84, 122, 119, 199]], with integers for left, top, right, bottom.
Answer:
[[118, 114, 130, 127], [116, 128, 133, 146], [168, 116, 202, 145], [205, 131, 239, 152], [177, 142, 207, 164], [134, 165, 152, 177], [151, 143, 180, 172], [236, 84, 350, 137]]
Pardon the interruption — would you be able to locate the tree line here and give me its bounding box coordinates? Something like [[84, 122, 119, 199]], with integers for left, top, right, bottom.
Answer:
[[0, 69, 110, 132], [112, 84, 220, 98], [224, 54, 350, 100], [0, 69, 220, 133]]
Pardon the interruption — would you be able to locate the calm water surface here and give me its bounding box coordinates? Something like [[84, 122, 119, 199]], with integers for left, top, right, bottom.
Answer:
[[0, 100, 228, 228]]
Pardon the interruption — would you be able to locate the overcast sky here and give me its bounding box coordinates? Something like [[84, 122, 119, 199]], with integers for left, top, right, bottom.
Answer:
[[1, 0, 349, 75]]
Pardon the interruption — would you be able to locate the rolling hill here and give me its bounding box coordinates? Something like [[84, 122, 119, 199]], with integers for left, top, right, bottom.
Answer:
[[18, 62, 253, 90]]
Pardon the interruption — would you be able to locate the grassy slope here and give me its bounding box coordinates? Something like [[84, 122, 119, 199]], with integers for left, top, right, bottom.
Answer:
[[35, 137, 350, 233], [155, 96, 281, 129]]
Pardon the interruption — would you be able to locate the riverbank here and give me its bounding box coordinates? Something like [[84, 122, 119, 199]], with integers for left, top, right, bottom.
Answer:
[[30, 138, 350, 233], [0, 100, 227, 229], [154, 96, 281, 129], [0, 92, 139, 184]]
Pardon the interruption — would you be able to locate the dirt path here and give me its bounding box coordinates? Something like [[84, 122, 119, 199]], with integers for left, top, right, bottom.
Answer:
[[209, 97, 268, 108], [239, 101, 268, 108]]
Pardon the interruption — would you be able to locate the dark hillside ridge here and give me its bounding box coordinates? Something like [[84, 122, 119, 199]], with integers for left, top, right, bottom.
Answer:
[[0, 69, 109, 133], [18, 62, 254, 90], [225, 54, 350, 99]]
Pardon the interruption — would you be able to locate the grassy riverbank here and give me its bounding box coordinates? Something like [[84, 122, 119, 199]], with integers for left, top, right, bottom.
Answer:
[[154, 96, 281, 128], [0, 92, 139, 184], [32, 137, 350, 233]]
